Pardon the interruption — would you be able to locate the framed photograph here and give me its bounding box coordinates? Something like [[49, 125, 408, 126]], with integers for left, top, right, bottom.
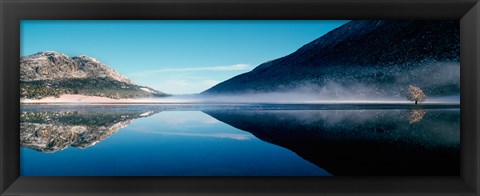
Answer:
[[1, 0, 479, 195]]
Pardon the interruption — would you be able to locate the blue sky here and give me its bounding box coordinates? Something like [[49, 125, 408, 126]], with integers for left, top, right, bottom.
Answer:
[[21, 20, 348, 94]]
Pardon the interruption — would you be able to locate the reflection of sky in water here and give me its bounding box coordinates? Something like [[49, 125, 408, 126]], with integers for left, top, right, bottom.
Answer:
[[21, 111, 330, 176], [129, 111, 253, 140]]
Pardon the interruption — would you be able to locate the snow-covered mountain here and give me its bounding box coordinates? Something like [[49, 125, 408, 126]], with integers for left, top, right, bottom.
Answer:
[[202, 20, 460, 98]]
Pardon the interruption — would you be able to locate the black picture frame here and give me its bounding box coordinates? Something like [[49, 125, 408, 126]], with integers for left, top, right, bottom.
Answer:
[[1, 0, 479, 195]]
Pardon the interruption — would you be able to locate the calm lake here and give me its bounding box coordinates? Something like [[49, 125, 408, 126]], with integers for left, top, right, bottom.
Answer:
[[20, 104, 460, 176]]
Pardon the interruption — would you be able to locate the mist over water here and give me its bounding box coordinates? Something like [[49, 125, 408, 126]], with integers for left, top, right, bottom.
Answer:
[[138, 93, 459, 104], [172, 61, 459, 104], [133, 60, 460, 104]]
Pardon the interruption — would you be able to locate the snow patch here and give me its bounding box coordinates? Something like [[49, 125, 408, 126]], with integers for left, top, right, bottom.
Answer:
[[140, 87, 155, 93], [139, 111, 154, 117]]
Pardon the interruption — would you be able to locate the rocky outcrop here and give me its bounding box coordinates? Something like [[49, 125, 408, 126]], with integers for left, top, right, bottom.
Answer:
[[21, 51, 132, 84]]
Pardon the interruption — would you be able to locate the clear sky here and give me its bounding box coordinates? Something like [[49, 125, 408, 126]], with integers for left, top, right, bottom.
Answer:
[[21, 20, 349, 94]]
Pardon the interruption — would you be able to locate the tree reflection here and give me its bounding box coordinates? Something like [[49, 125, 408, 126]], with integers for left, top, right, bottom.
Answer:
[[409, 109, 427, 123]]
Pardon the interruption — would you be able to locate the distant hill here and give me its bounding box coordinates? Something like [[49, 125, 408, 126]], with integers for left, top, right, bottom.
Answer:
[[20, 51, 168, 99], [202, 20, 460, 98]]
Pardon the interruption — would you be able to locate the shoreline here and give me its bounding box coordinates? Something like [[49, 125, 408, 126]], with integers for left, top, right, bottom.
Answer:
[[20, 102, 460, 105], [20, 102, 461, 109], [20, 94, 460, 106]]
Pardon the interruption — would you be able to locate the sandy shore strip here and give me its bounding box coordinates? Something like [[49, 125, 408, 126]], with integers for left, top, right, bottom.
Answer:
[[20, 94, 201, 104], [21, 94, 137, 104]]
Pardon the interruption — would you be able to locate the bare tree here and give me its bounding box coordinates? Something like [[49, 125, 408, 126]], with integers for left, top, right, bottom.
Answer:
[[407, 85, 426, 105]]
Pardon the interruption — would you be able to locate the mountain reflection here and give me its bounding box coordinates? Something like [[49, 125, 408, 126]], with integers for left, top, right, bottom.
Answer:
[[20, 111, 157, 152], [203, 109, 460, 176]]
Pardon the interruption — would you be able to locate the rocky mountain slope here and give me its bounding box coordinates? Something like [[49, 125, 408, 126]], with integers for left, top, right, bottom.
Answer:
[[20, 51, 168, 99], [21, 51, 132, 83], [202, 20, 460, 98]]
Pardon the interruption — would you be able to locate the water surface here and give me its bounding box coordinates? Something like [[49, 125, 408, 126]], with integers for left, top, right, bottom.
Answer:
[[20, 104, 459, 176]]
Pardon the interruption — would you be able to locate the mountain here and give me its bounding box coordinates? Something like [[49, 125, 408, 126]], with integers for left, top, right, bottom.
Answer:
[[21, 51, 133, 83], [202, 20, 460, 98], [20, 51, 168, 99]]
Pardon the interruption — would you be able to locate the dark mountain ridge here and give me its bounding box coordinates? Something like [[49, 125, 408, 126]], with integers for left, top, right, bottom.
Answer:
[[202, 20, 460, 98]]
